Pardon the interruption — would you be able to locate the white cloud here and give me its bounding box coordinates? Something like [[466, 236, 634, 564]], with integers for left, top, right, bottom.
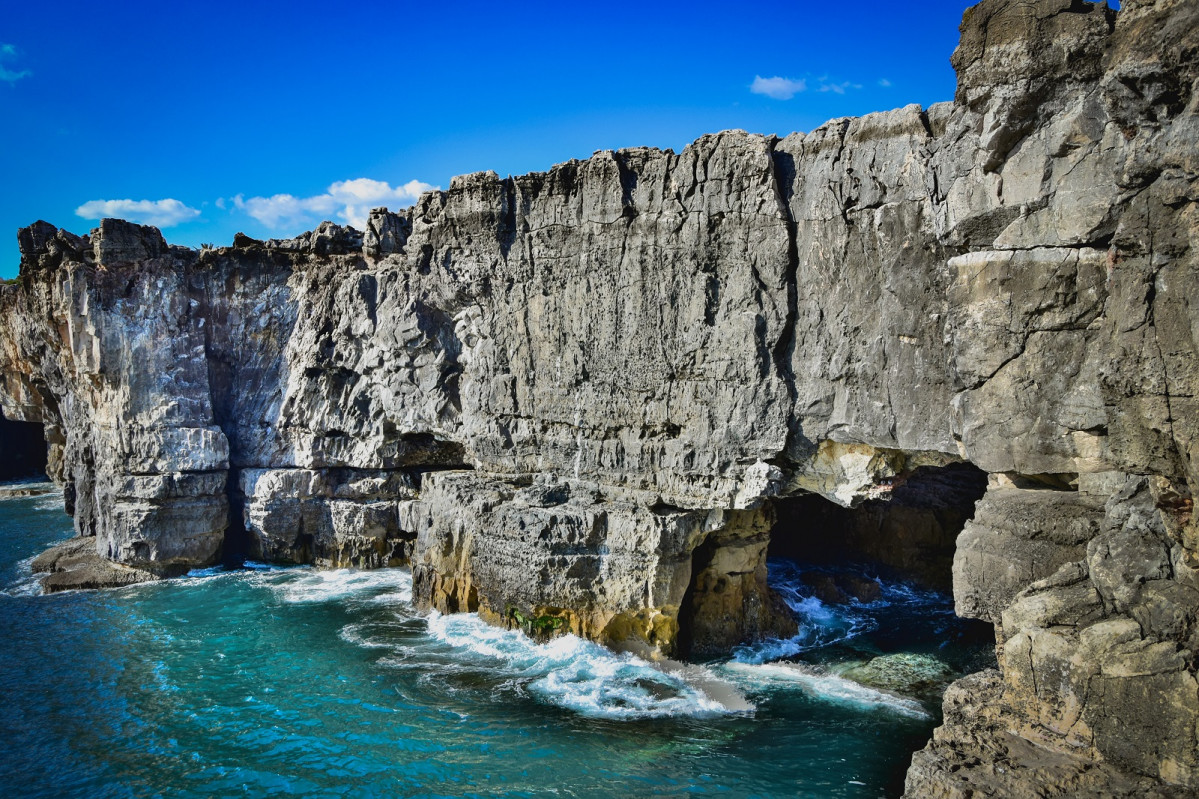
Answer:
[[751, 74, 864, 99], [818, 81, 857, 94], [75, 198, 201, 227], [750, 75, 806, 100], [0, 43, 31, 84], [230, 178, 436, 230], [878, 78, 892, 88]]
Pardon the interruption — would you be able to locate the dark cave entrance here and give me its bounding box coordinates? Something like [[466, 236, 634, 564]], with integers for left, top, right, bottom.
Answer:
[[674, 462, 994, 661], [768, 462, 990, 592], [220, 471, 250, 568], [675, 532, 725, 660], [0, 408, 48, 481], [760, 461, 997, 796]]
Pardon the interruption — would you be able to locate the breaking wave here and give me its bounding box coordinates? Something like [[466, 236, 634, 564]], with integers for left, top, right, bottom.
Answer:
[[718, 661, 931, 719], [732, 559, 959, 665], [269, 567, 414, 606], [421, 612, 746, 720]]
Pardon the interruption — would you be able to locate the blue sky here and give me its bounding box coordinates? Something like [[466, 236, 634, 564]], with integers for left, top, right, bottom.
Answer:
[[0, 0, 972, 278]]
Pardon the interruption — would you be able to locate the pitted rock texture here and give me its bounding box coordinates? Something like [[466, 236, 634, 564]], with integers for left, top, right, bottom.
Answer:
[[409, 471, 795, 657], [0, 0, 1196, 794], [31, 536, 157, 593], [240, 468, 423, 568]]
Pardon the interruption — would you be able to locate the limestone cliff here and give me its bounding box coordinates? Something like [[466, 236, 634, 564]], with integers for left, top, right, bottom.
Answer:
[[1, 0, 1196, 794]]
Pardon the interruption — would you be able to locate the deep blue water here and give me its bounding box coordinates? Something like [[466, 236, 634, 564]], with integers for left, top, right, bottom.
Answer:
[[0, 484, 992, 798]]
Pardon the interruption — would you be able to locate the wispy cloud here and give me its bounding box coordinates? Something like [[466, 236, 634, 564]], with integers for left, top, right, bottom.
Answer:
[[750, 75, 806, 100], [0, 43, 31, 84], [751, 73, 866, 100], [229, 178, 435, 230], [878, 78, 892, 88], [75, 198, 201, 227], [817, 80, 862, 95]]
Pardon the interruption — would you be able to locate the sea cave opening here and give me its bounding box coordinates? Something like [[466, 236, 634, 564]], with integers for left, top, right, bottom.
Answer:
[[769, 461, 990, 593], [0, 408, 48, 482], [754, 460, 998, 712], [663, 462, 1003, 795]]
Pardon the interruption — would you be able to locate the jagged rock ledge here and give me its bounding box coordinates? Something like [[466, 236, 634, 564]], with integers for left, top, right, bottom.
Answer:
[[0, 0, 1196, 795]]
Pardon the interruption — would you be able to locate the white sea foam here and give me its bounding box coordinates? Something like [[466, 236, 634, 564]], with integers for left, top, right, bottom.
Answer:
[[32, 494, 67, 512], [732, 592, 876, 664], [184, 565, 228, 579], [270, 568, 413, 605], [337, 620, 420, 649], [718, 661, 930, 719], [0, 480, 57, 500], [420, 611, 748, 720], [1, 553, 44, 597]]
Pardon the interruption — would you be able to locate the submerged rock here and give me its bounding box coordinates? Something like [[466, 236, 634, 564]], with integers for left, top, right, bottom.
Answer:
[[835, 653, 956, 700], [798, 572, 882, 605], [0, 484, 53, 499]]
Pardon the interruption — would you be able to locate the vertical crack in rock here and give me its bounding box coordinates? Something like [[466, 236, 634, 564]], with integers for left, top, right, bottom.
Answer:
[[766, 137, 803, 469], [675, 532, 721, 660]]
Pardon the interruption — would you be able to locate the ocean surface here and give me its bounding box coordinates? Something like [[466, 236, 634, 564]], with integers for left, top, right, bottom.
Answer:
[[0, 483, 993, 798]]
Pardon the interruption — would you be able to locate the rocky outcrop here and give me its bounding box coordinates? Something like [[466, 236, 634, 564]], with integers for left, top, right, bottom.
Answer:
[[0, 0, 1196, 794], [31, 537, 157, 593], [410, 471, 795, 656], [910, 473, 1199, 796]]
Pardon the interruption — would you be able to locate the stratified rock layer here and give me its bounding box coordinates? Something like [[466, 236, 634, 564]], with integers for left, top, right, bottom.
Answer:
[[0, 0, 1196, 795]]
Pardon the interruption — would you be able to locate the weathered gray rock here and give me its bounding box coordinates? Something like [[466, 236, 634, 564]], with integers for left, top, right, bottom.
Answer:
[[954, 482, 1102, 624], [31, 536, 157, 593], [240, 467, 420, 567], [0, 0, 1196, 795], [904, 669, 1192, 798], [409, 470, 795, 656]]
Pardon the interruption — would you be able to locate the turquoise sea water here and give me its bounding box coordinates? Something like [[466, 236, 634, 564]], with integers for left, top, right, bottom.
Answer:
[[0, 485, 992, 798]]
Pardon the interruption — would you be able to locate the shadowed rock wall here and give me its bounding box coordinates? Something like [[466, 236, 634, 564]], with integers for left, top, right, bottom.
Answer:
[[0, 0, 1196, 794]]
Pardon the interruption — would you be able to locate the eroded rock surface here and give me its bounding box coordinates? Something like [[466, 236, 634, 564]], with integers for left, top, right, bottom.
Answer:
[[410, 471, 795, 656], [0, 0, 1196, 794], [31, 536, 157, 593]]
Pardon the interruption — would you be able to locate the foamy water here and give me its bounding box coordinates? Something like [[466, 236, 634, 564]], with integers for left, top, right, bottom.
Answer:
[[171, 558, 958, 723], [425, 611, 743, 719], [718, 661, 931, 719], [193, 565, 748, 721]]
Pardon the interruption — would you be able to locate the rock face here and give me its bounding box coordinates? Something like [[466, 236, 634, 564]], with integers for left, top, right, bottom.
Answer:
[[410, 471, 795, 656], [0, 0, 1196, 794]]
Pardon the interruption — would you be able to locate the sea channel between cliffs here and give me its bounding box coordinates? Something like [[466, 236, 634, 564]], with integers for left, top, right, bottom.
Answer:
[[1, 0, 1197, 795]]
